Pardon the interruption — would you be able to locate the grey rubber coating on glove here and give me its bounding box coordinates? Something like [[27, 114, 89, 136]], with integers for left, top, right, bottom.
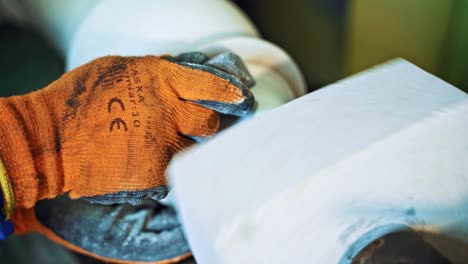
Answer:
[[82, 186, 169, 205], [168, 51, 254, 88], [205, 52, 255, 88], [166, 51, 256, 116], [169, 52, 210, 64], [179, 62, 255, 116], [35, 195, 190, 262]]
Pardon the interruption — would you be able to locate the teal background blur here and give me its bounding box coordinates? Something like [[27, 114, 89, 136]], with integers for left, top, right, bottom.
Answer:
[[0, 24, 63, 96]]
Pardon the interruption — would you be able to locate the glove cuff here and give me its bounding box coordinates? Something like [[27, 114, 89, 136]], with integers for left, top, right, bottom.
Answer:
[[0, 157, 15, 217], [0, 96, 64, 208], [0, 187, 14, 240], [0, 158, 14, 240]]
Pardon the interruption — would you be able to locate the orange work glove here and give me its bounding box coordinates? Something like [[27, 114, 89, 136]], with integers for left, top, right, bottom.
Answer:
[[0, 53, 254, 214]]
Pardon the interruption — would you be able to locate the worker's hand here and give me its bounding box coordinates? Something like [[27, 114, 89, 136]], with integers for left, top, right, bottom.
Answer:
[[0, 52, 254, 211], [12, 196, 190, 263]]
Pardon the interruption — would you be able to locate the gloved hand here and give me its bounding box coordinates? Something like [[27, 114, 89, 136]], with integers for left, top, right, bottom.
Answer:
[[12, 196, 191, 264], [0, 52, 255, 263], [0, 52, 254, 211]]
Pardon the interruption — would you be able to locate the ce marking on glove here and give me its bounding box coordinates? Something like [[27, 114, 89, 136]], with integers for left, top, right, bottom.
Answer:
[[108, 97, 128, 132]]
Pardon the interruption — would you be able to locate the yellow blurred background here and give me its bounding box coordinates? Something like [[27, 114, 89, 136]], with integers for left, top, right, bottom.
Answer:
[[234, 0, 468, 92]]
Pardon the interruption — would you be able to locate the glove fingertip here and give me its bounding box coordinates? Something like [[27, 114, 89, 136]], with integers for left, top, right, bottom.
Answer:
[[195, 86, 255, 116]]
